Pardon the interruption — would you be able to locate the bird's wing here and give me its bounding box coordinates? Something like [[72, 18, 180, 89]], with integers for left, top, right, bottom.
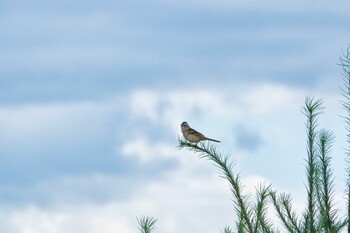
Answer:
[[188, 128, 205, 138]]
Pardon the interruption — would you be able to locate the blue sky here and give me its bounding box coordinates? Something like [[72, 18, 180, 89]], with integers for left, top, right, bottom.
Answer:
[[1, 0, 350, 232]]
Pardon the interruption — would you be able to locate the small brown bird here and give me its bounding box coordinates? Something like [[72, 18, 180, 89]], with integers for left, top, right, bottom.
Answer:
[[181, 121, 221, 143]]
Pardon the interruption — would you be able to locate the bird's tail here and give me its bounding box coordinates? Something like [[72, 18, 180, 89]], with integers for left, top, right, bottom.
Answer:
[[206, 137, 221, 143]]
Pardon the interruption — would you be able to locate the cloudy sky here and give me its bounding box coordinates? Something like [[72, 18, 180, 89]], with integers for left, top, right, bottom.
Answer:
[[1, 0, 350, 232]]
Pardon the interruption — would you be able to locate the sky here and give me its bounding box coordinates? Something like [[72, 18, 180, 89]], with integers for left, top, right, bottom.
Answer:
[[1, 0, 350, 232]]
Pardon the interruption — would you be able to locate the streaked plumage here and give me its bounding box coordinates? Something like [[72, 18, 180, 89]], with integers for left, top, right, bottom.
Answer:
[[181, 121, 221, 143]]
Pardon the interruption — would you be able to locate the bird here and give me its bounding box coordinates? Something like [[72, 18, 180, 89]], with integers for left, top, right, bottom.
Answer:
[[181, 121, 221, 143]]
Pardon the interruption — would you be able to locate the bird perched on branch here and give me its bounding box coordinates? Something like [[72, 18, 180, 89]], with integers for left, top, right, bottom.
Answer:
[[181, 121, 221, 143]]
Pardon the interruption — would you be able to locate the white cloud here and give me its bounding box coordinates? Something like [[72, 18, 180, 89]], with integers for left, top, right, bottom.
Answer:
[[127, 83, 305, 138], [0, 154, 274, 233], [0, 203, 133, 233], [238, 84, 305, 115], [1, 205, 67, 233], [120, 137, 177, 164], [0, 100, 119, 148], [129, 90, 159, 122], [0, 171, 304, 233], [1, 122, 348, 233]]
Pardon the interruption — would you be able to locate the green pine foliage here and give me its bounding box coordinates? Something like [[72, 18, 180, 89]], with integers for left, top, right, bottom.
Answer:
[[177, 140, 274, 233], [222, 225, 234, 233], [302, 96, 324, 233], [339, 45, 350, 232], [137, 46, 350, 232], [137, 216, 157, 233]]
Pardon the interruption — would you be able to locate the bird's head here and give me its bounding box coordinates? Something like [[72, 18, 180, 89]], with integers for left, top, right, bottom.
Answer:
[[181, 121, 190, 130]]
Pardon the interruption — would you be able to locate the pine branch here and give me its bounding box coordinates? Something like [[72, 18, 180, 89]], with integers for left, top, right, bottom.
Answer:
[[317, 129, 342, 232], [269, 191, 301, 233], [339, 44, 350, 233], [254, 184, 276, 233], [281, 193, 302, 233], [302, 96, 324, 233], [177, 139, 255, 233], [222, 226, 234, 233], [236, 212, 246, 233], [137, 216, 157, 233], [348, 188, 350, 233]]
